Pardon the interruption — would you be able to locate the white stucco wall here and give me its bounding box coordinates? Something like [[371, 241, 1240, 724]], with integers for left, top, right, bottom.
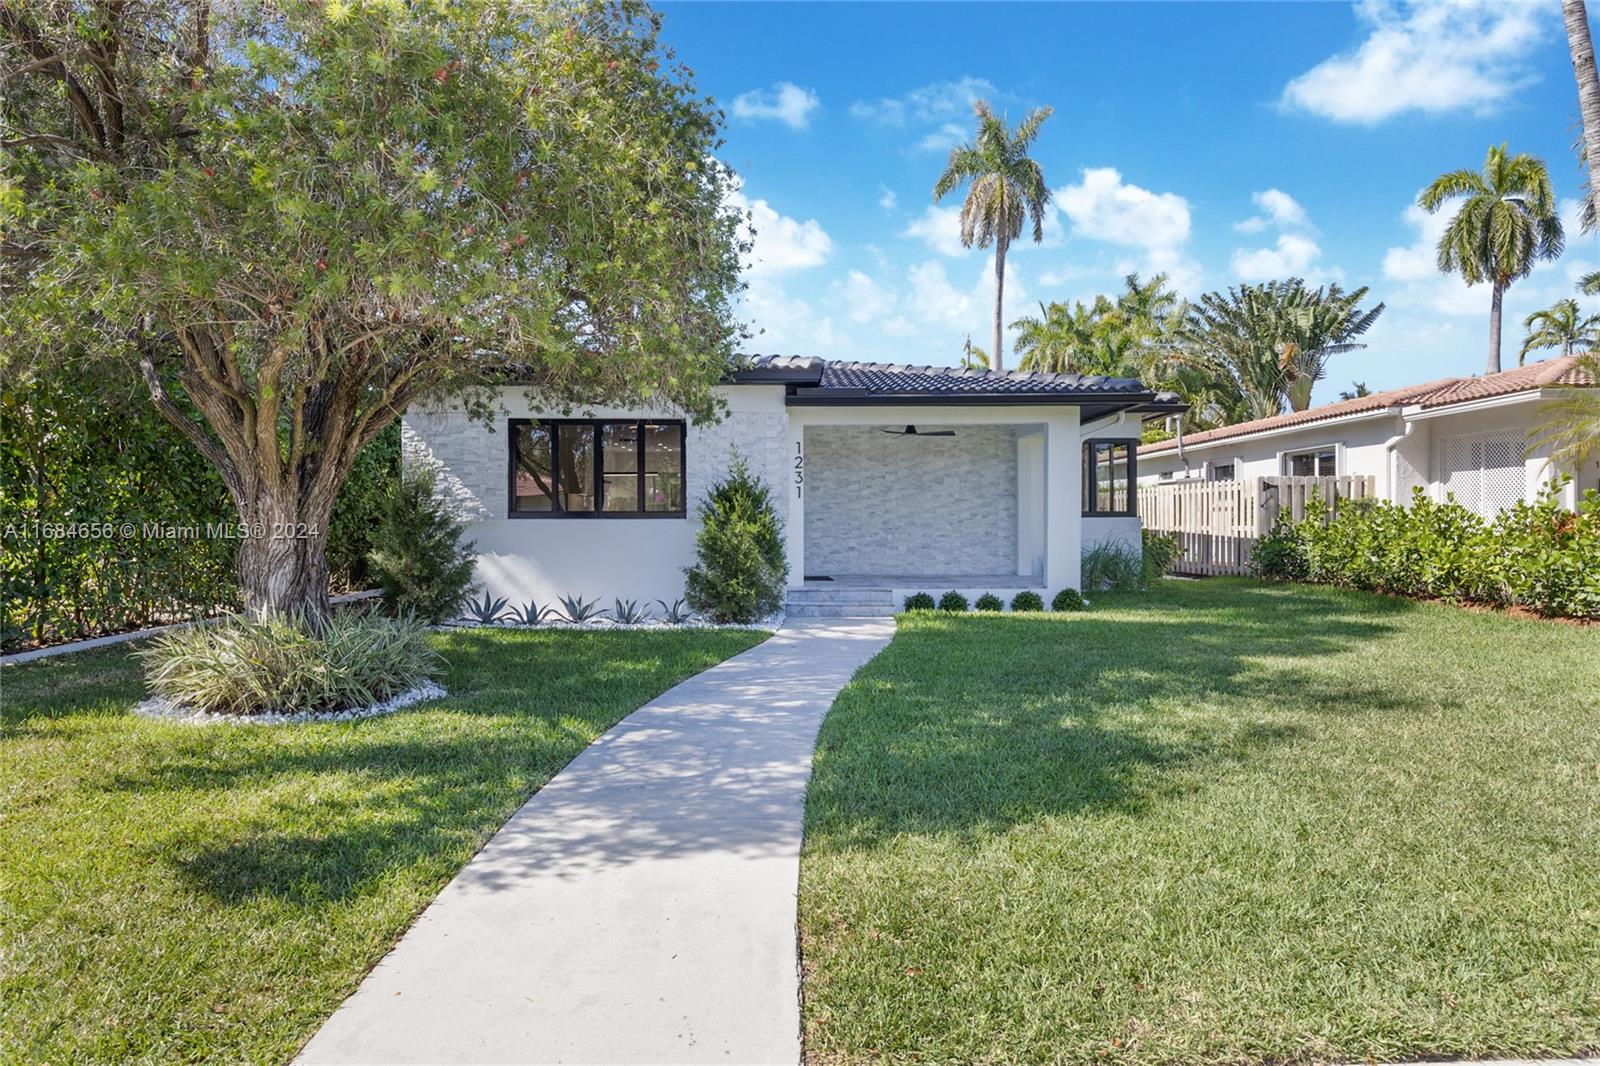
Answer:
[[802, 424, 1018, 578], [401, 385, 788, 606], [1137, 396, 1585, 514]]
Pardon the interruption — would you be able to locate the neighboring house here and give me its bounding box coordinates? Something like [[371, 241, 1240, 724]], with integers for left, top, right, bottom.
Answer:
[[1139, 356, 1598, 519], [403, 356, 1183, 614]]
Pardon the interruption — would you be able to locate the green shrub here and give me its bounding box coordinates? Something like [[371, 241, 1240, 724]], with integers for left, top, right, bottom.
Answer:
[[139, 611, 440, 715], [1081, 540, 1143, 591], [1052, 587, 1086, 611], [974, 593, 1004, 611], [903, 592, 936, 611], [1142, 528, 1181, 584], [1254, 483, 1599, 620], [1251, 510, 1309, 581], [684, 456, 788, 624], [327, 421, 401, 592], [937, 591, 969, 612], [1010, 590, 1045, 612], [368, 467, 477, 624]]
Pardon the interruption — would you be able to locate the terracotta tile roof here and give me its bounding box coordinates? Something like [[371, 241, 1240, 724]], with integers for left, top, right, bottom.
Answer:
[[1140, 355, 1593, 456]]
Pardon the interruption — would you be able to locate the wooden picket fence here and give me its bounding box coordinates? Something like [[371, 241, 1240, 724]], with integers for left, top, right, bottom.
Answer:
[[1137, 475, 1376, 576]]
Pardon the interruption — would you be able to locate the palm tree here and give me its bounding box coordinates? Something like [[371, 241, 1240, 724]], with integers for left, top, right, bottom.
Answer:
[[1011, 299, 1103, 374], [1563, 1, 1600, 218], [959, 335, 990, 371], [1528, 353, 1600, 472], [1276, 284, 1385, 411], [1173, 280, 1384, 420], [1338, 381, 1372, 401], [1521, 298, 1600, 362], [1419, 144, 1564, 374], [1579, 270, 1600, 295], [932, 101, 1053, 372]]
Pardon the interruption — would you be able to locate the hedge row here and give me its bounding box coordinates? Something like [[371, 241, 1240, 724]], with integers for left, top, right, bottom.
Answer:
[[1252, 484, 1599, 620], [1, 373, 398, 650]]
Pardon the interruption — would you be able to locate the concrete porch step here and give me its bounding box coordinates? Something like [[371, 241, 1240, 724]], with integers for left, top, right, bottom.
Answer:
[[786, 603, 898, 619], [787, 587, 896, 606]]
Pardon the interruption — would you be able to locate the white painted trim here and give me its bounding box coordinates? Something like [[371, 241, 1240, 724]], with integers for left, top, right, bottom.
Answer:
[[1142, 407, 1397, 458], [1276, 441, 1342, 477], [1399, 390, 1544, 422]]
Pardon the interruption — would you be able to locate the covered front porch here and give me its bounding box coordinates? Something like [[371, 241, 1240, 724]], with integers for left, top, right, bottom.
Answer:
[[782, 404, 1085, 609]]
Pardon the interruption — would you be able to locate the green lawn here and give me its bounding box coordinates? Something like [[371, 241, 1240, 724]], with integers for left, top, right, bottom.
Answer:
[[0, 626, 765, 1065], [800, 579, 1600, 1065]]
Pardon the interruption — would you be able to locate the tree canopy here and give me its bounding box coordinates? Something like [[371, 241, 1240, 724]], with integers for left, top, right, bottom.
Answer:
[[2, 0, 746, 619]]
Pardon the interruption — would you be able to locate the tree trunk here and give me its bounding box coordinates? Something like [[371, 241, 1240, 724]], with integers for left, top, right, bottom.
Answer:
[[1565, 0, 1600, 213], [234, 486, 336, 625], [1488, 281, 1504, 375], [991, 235, 1007, 373]]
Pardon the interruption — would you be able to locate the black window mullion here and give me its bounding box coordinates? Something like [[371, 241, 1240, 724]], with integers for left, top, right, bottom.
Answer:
[[591, 423, 601, 512], [548, 420, 561, 513], [637, 421, 646, 514]]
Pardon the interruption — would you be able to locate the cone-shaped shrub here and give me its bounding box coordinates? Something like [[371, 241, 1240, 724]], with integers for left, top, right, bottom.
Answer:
[[368, 467, 477, 623], [684, 457, 788, 623]]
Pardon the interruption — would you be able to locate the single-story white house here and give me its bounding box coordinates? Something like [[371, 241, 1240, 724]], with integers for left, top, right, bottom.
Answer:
[[1138, 355, 1598, 519], [402, 356, 1183, 616]]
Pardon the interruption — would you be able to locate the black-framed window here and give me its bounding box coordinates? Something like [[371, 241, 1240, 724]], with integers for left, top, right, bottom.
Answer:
[[509, 419, 685, 518], [1083, 439, 1136, 516]]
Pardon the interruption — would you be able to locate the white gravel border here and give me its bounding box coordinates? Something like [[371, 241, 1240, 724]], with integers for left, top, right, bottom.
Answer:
[[441, 614, 784, 633], [131, 680, 446, 726]]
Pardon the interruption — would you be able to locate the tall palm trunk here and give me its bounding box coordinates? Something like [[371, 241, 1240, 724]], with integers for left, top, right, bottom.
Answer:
[[1565, 0, 1600, 206], [1488, 280, 1505, 375], [991, 233, 1008, 372]]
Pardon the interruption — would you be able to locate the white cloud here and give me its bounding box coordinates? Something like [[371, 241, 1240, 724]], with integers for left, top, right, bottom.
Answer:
[[903, 204, 972, 258], [836, 270, 896, 323], [849, 76, 999, 126], [741, 276, 837, 351], [1231, 234, 1330, 281], [877, 185, 898, 212], [1056, 167, 1191, 250], [1235, 188, 1311, 234], [1381, 203, 1445, 283], [725, 186, 833, 276], [731, 82, 820, 130], [1281, 0, 1548, 124], [914, 122, 969, 155]]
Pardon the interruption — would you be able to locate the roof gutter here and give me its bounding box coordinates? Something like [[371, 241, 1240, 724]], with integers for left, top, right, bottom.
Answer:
[[784, 389, 1161, 408], [1398, 389, 1544, 421], [1141, 405, 1399, 457]]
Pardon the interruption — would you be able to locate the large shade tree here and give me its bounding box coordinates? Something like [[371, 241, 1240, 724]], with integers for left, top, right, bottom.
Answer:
[[1419, 144, 1563, 375], [932, 100, 1051, 372], [1, 0, 745, 623]]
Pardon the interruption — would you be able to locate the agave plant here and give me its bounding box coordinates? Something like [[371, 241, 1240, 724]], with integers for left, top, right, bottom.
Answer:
[[558, 594, 605, 623], [655, 597, 692, 624], [612, 598, 649, 625], [508, 600, 556, 626], [464, 592, 509, 625]]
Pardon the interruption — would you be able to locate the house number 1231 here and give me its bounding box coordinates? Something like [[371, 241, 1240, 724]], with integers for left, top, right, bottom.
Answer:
[[794, 442, 804, 499]]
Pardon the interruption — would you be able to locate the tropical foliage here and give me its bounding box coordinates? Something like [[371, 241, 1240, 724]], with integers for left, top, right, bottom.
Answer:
[[1419, 144, 1564, 373], [1521, 298, 1600, 362], [1252, 485, 1600, 620], [2, 0, 744, 623], [1172, 280, 1385, 422], [139, 611, 441, 716], [932, 101, 1052, 371], [1529, 352, 1600, 472], [1011, 272, 1181, 379]]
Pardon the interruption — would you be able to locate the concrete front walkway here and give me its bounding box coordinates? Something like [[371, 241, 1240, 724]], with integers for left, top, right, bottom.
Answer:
[[296, 619, 895, 1066]]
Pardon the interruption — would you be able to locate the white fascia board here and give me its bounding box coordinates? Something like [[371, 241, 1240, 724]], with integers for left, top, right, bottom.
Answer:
[[1400, 390, 1544, 422], [1144, 407, 1398, 457]]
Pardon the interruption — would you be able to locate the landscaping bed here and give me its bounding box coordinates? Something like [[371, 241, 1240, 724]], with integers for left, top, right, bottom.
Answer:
[[800, 578, 1600, 1064], [1, 626, 765, 1064]]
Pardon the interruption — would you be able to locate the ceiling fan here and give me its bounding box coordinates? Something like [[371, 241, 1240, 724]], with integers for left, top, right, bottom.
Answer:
[[881, 424, 955, 437]]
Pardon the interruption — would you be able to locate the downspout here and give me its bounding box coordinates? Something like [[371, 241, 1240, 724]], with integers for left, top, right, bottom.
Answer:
[[1381, 412, 1412, 503], [1172, 413, 1190, 477]]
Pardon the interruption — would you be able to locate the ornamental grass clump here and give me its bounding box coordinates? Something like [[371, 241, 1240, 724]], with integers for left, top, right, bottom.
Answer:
[[139, 611, 440, 716]]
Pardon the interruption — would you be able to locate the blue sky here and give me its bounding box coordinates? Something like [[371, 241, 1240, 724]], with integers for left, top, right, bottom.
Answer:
[[657, 0, 1598, 405]]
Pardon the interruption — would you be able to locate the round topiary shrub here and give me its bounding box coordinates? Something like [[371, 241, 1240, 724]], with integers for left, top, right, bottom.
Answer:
[[903, 592, 936, 611], [1052, 587, 1086, 612], [974, 592, 1004, 611], [937, 590, 969, 612], [1010, 590, 1045, 612]]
